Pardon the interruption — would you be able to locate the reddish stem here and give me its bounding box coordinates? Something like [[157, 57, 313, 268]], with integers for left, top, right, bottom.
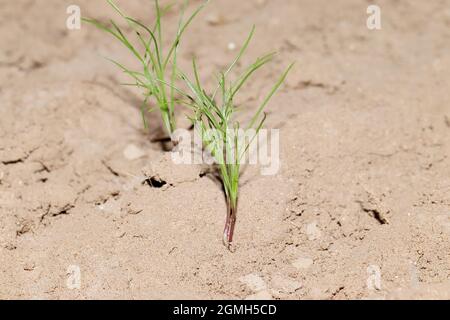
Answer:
[[223, 201, 237, 248]]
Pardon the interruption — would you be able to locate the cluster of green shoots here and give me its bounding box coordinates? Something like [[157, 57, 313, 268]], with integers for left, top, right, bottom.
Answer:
[[84, 0, 292, 249], [83, 0, 207, 137], [178, 27, 293, 246]]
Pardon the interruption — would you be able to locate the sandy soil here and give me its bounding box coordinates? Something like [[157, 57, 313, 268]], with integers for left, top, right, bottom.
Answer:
[[0, 0, 449, 300]]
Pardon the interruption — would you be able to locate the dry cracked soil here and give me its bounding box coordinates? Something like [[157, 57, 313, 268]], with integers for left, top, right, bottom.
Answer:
[[0, 0, 449, 299]]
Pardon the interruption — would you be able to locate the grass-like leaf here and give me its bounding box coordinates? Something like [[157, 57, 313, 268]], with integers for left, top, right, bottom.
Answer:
[[83, 0, 208, 139], [180, 28, 294, 248]]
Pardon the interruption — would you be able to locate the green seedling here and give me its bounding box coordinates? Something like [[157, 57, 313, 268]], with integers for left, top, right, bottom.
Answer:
[[83, 0, 208, 140], [178, 26, 293, 248]]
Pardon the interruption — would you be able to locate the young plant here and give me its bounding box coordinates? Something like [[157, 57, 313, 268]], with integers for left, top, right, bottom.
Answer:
[[83, 0, 208, 141], [179, 27, 293, 248]]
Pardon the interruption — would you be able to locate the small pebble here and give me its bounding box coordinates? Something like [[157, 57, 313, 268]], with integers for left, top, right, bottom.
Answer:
[[123, 144, 146, 161], [239, 273, 267, 292], [270, 275, 301, 294], [306, 222, 321, 240], [227, 42, 237, 51], [292, 257, 314, 270], [205, 14, 225, 26], [24, 262, 35, 271]]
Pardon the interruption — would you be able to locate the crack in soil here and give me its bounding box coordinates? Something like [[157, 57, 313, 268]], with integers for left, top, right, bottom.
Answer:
[[358, 202, 389, 225], [1, 146, 40, 166], [102, 160, 120, 177], [2, 158, 24, 165], [39, 203, 75, 225]]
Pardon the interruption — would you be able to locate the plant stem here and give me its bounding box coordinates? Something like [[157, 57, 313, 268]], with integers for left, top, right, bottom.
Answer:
[[223, 198, 238, 247]]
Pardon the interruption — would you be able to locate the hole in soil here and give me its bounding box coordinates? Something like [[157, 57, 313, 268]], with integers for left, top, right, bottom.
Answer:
[[144, 176, 167, 188]]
